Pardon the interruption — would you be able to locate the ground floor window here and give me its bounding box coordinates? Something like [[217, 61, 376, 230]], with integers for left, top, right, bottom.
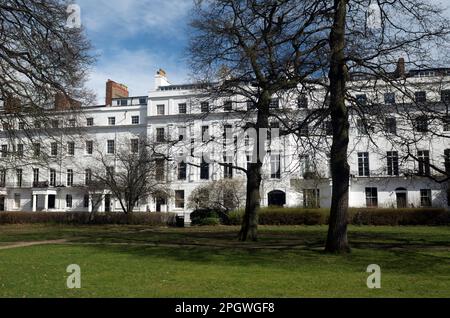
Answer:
[[420, 189, 432, 207], [66, 194, 73, 208], [365, 187, 378, 208], [84, 194, 90, 208], [175, 190, 185, 209], [304, 189, 320, 208]]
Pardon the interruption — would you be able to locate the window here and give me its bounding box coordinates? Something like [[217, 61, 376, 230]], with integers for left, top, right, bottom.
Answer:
[[155, 159, 165, 181], [324, 121, 333, 136], [445, 149, 450, 175], [300, 155, 312, 176], [444, 116, 450, 132], [106, 166, 114, 181], [201, 102, 210, 113], [17, 144, 23, 158], [270, 154, 281, 179], [299, 124, 309, 137], [304, 189, 320, 208], [51, 120, 59, 128], [86, 118, 94, 126], [356, 119, 368, 135], [247, 101, 256, 111], [223, 125, 232, 147], [157, 104, 165, 115], [415, 116, 428, 132], [223, 156, 233, 179], [139, 97, 147, 105], [269, 98, 280, 109], [131, 139, 139, 153], [365, 187, 378, 207], [86, 141, 93, 155], [415, 91, 427, 103], [178, 162, 187, 180], [356, 94, 367, 105], [67, 169, 74, 187], [51, 143, 58, 157], [0, 169, 6, 187], [156, 128, 165, 143], [14, 194, 21, 209], [84, 194, 90, 208], [384, 92, 396, 104], [16, 169, 23, 187], [108, 117, 116, 126], [224, 101, 233, 111], [1, 145, 7, 158], [298, 94, 308, 108], [33, 168, 39, 184], [178, 127, 187, 141], [18, 122, 25, 130], [68, 119, 76, 127], [175, 190, 185, 209], [67, 142, 75, 156], [420, 189, 432, 207], [201, 126, 209, 142], [131, 116, 140, 125], [178, 103, 187, 114], [418, 150, 430, 176], [66, 194, 73, 208], [85, 169, 92, 185], [387, 151, 399, 176], [33, 143, 41, 157], [385, 117, 397, 134], [200, 159, 209, 180], [441, 90, 450, 103], [358, 152, 370, 177], [50, 169, 56, 187], [107, 140, 115, 154]]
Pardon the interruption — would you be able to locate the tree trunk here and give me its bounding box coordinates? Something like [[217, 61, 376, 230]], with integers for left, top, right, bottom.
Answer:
[[239, 162, 262, 241], [325, 0, 351, 254], [239, 91, 270, 242]]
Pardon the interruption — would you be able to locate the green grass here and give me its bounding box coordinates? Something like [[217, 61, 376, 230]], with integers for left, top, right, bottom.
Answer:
[[0, 224, 449, 298]]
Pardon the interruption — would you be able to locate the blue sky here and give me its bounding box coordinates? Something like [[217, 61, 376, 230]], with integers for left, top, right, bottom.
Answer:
[[76, 0, 193, 104], [76, 0, 450, 105]]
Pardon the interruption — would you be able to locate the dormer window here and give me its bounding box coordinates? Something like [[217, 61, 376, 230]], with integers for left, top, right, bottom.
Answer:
[[415, 91, 427, 103]]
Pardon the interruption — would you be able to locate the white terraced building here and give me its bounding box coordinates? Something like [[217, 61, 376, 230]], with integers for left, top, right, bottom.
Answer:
[[0, 65, 449, 221]]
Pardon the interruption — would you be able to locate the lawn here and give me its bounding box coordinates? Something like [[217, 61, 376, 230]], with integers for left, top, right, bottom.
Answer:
[[0, 224, 449, 298]]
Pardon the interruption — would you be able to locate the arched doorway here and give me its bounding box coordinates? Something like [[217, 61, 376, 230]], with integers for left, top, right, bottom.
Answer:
[[396, 188, 408, 208], [268, 190, 286, 207]]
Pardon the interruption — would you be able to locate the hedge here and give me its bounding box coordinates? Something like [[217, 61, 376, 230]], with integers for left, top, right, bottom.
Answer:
[[227, 207, 450, 226], [0, 212, 177, 226]]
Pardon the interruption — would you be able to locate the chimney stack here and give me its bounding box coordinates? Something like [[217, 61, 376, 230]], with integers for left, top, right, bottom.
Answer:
[[54, 92, 81, 111], [394, 58, 406, 78], [155, 69, 170, 89], [105, 80, 129, 106]]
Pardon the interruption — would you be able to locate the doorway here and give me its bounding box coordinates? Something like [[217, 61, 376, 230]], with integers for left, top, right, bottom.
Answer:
[[268, 190, 286, 207], [0, 197, 5, 211], [156, 197, 166, 212], [396, 188, 408, 208], [105, 194, 111, 212], [48, 195, 56, 210]]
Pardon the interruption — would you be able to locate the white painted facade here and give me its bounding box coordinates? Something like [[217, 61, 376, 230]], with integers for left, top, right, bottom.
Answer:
[[0, 69, 449, 221]]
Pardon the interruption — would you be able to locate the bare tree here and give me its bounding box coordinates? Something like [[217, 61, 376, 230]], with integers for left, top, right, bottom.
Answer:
[[189, 0, 331, 241], [85, 138, 171, 215], [0, 0, 94, 147], [324, 0, 450, 253]]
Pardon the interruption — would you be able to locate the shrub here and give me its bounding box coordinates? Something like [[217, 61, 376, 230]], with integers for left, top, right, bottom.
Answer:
[[190, 209, 223, 226], [0, 212, 177, 226], [226, 207, 450, 226], [198, 217, 221, 226]]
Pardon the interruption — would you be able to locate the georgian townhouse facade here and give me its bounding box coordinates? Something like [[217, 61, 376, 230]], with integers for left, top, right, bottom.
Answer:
[[0, 66, 449, 220]]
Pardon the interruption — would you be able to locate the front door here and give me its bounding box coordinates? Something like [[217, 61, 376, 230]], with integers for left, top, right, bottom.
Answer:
[[48, 195, 56, 210], [0, 197, 5, 211], [156, 197, 166, 212], [396, 189, 407, 208]]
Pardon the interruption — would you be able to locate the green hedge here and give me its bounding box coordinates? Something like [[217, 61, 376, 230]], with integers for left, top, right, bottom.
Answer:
[[0, 212, 177, 226], [228, 207, 450, 226]]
